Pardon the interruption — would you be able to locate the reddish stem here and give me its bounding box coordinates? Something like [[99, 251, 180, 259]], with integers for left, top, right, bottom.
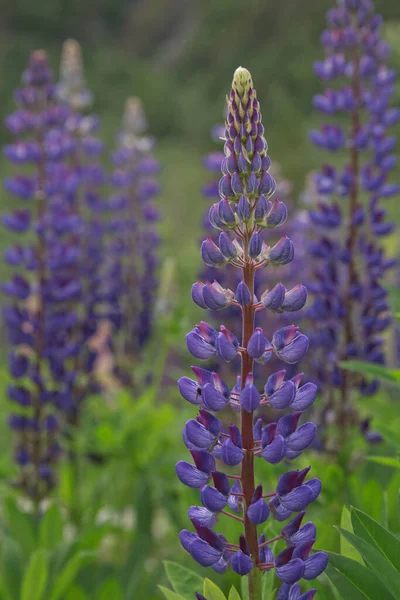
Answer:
[[240, 230, 260, 595]]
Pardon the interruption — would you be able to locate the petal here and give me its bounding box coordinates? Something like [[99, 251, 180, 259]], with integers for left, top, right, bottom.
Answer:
[[247, 498, 270, 524], [303, 552, 329, 580], [190, 537, 221, 567], [281, 486, 313, 512], [261, 436, 285, 464], [176, 461, 210, 488], [269, 381, 296, 409], [178, 377, 202, 404], [185, 420, 216, 448], [291, 383, 317, 411], [231, 550, 254, 575], [276, 558, 305, 584], [202, 383, 228, 411], [201, 486, 228, 512], [286, 423, 317, 452], [186, 331, 216, 360], [188, 506, 217, 528]]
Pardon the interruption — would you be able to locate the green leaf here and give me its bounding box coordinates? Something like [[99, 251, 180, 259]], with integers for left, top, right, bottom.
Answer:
[[20, 549, 48, 600], [340, 506, 363, 563], [351, 507, 400, 572], [203, 579, 227, 600], [5, 498, 36, 556], [261, 570, 275, 600], [374, 425, 400, 449], [325, 563, 369, 600], [65, 585, 90, 600], [326, 551, 395, 600], [336, 528, 400, 598], [164, 561, 203, 598], [240, 578, 249, 600], [48, 551, 94, 600], [339, 360, 400, 386], [97, 577, 123, 600], [367, 457, 400, 469], [0, 536, 23, 600], [381, 492, 389, 529], [228, 587, 241, 600], [39, 505, 63, 551], [158, 586, 185, 600]]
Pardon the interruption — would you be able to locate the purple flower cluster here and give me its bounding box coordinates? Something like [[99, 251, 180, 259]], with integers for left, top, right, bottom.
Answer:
[[2, 50, 81, 502], [109, 97, 161, 376], [201, 125, 309, 390], [176, 68, 327, 598], [56, 40, 112, 401], [307, 0, 398, 435]]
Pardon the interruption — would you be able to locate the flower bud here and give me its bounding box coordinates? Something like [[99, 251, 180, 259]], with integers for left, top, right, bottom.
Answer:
[[191, 281, 207, 309], [267, 236, 294, 266], [218, 232, 237, 261], [237, 194, 251, 222], [235, 281, 252, 306], [201, 237, 227, 267], [282, 284, 308, 312], [261, 283, 286, 311], [203, 281, 234, 311], [249, 231, 262, 259]]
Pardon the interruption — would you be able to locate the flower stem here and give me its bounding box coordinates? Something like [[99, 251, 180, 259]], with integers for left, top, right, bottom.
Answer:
[[240, 230, 260, 599]]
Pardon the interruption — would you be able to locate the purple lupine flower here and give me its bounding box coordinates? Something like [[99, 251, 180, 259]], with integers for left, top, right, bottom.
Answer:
[[56, 39, 113, 406], [2, 49, 81, 504], [108, 96, 161, 383], [199, 111, 310, 407], [306, 0, 398, 447], [176, 68, 327, 599]]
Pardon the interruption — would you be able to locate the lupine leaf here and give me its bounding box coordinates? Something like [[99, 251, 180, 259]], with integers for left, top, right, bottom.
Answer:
[[351, 507, 400, 571], [336, 528, 400, 598], [367, 457, 400, 469], [375, 425, 400, 448], [20, 549, 48, 600], [0, 536, 22, 600], [97, 578, 123, 600], [164, 561, 203, 598], [228, 587, 241, 600], [325, 563, 369, 600], [261, 570, 275, 600], [339, 360, 400, 385], [340, 506, 362, 563], [48, 551, 94, 600], [203, 579, 227, 600], [240, 578, 249, 600], [65, 586, 90, 600], [158, 586, 185, 600], [326, 551, 394, 600], [39, 505, 63, 551], [5, 498, 36, 557]]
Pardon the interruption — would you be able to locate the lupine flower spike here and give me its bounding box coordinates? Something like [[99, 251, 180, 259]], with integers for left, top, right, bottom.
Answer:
[[109, 97, 161, 382], [177, 68, 327, 599], [307, 0, 398, 446], [2, 50, 79, 506], [56, 39, 111, 417]]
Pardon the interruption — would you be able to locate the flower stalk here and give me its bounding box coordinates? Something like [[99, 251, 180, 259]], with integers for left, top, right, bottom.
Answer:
[[177, 67, 327, 600]]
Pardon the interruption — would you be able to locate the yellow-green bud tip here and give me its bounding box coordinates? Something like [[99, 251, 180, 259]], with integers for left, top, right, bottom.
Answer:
[[232, 67, 253, 96]]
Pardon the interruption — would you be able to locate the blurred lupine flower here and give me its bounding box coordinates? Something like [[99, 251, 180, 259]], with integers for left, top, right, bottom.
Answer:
[[306, 0, 398, 446], [109, 97, 161, 381], [176, 67, 327, 599], [56, 39, 113, 409], [2, 50, 80, 504]]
